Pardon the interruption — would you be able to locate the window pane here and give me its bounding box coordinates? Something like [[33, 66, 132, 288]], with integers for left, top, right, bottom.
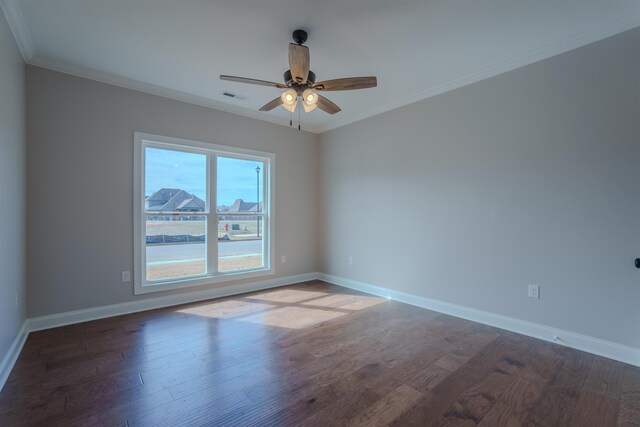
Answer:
[[145, 146, 208, 282], [145, 147, 207, 212], [218, 216, 263, 272], [216, 156, 263, 214], [145, 216, 206, 281], [217, 155, 265, 272]]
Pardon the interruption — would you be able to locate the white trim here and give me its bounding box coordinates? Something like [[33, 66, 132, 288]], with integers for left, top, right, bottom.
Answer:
[[27, 57, 322, 134], [0, 0, 34, 61], [0, 321, 28, 392], [27, 272, 317, 332], [16, 13, 639, 134], [133, 132, 275, 295], [3, 271, 639, 391], [317, 273, 640, 367], [318, 13, 640, 133]]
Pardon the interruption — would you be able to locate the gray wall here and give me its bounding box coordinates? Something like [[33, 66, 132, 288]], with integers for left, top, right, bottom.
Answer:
[[0, 12, 26, 360], [319, 28, 640, 348], [27, 66, 319, 317]]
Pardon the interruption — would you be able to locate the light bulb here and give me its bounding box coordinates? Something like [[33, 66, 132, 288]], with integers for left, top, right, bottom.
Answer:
[[281, 89, 297, 105], [302, 89, 318, 105], [280, 88, 298, 113], [301, 89, 318, 113]]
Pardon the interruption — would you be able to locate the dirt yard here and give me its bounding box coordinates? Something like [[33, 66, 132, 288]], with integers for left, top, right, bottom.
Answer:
[[146, 255, 263, 281]]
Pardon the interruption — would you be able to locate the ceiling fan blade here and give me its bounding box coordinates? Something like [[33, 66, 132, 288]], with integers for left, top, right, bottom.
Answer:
[[220, 75, 287, 88], [313, 76, 377, 91], [288, 43, 310, 84], [259, 97, 283, 111], [316, 94, 341, 115]]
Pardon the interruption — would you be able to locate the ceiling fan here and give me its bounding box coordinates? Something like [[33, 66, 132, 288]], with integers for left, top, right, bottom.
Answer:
[[220, 29, 377, 115]]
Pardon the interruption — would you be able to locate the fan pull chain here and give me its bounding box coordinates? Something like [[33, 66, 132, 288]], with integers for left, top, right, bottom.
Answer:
[[298, 101, 301, 131], [289, 110, 293, 127]]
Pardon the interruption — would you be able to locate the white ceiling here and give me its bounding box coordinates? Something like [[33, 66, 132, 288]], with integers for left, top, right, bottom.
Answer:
[[3, 0, 640, 133]]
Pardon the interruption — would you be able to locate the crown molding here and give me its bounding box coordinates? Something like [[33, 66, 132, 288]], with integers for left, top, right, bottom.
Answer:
[[27, 57, 323, 134], [0, 0, 34, 61], [317, 12, 640, 134], [8, 2, 640, 135]]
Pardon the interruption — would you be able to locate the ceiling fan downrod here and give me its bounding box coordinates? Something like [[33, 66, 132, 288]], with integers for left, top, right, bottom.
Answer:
[[292, 29, 308, 45]]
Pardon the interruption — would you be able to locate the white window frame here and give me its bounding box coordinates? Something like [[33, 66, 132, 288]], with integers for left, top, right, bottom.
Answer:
[[133, 132, 275, 295]]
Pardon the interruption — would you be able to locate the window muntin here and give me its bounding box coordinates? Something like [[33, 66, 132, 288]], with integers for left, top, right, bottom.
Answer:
[[134, 133, 273, 294]]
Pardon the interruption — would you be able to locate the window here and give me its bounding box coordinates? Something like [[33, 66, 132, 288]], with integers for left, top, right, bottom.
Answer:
[[134, 133, 273, 294]]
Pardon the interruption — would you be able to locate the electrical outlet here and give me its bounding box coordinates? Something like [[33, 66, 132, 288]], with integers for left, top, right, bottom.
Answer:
[[348, 256, 354, 265], [281, 255, 286, 264], [122, 271, 131, 283], [528, 284, 540, 299]]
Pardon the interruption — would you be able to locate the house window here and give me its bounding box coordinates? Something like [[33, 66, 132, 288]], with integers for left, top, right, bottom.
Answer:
[[134, 133, 274, 294]]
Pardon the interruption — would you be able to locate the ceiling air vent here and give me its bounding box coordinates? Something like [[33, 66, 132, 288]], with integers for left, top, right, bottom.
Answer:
[[222, 92, 248, 100]]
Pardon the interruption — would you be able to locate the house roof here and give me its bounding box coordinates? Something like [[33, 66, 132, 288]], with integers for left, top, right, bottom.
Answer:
[[147, 188, 181, 202], [146, 188, 205, 212], [228, 199, 262, 213]]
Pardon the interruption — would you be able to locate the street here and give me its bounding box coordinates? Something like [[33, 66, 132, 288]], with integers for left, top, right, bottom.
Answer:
[[146, 240, 261, 263]]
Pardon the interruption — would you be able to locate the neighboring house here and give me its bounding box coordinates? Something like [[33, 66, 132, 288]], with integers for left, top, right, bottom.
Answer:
[[145, 188, 205, 213], [219, 199, 262, 222], [227, 199, 262, 213]]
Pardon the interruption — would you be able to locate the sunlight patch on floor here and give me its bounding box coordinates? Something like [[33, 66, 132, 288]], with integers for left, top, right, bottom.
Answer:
[[246, 289, 328, 303], [239, 306, 346, 329], [302, 294, 386, 311], [178, 300, 275, 319]]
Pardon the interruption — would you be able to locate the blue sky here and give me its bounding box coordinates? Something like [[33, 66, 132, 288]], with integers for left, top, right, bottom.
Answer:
[[145, 147, 263, 206]]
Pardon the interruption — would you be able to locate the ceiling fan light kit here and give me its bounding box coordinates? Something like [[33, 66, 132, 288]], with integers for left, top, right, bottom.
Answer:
[[302, 89, 318, 112], [280, 88, 298, 112], [220, 29, 378, 122]]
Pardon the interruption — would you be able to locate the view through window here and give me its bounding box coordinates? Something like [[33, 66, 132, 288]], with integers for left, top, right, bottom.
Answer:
[[145, 147, 208, 281], [217, 156, 265, 273]]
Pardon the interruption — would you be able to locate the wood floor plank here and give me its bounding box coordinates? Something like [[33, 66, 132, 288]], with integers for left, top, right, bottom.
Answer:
[[437, 369, 516, 426], [246, 380, 340, 427], [477, 376, 547, 426], [389, 335, 524, 427], [347, 384, 424, 427], [361, 346, 448, 396], [524, 347, 593, 426], [619, 367, 640, 427], [406, 363, 452, 393], [584, 355, 626, 400], [298, 386, 381, 427], [570, 390, 619, 427]]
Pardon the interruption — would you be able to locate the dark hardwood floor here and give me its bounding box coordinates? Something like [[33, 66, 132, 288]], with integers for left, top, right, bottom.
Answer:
[[1, 280, 638, 426]]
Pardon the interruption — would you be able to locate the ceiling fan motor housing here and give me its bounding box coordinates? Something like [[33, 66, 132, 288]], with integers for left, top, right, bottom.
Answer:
[[284, 70, 315, 87]]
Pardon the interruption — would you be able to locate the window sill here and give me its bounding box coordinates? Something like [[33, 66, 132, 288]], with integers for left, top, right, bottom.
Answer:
[[134, 267, 275, 295]]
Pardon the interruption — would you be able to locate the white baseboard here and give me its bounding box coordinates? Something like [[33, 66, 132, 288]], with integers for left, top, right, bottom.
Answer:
[[27, 272, 318, 332], [3, 270, 637, 393], [0, 321, 29, 391], [1, 272, 317, 391], [318, 273, 640, 367]]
